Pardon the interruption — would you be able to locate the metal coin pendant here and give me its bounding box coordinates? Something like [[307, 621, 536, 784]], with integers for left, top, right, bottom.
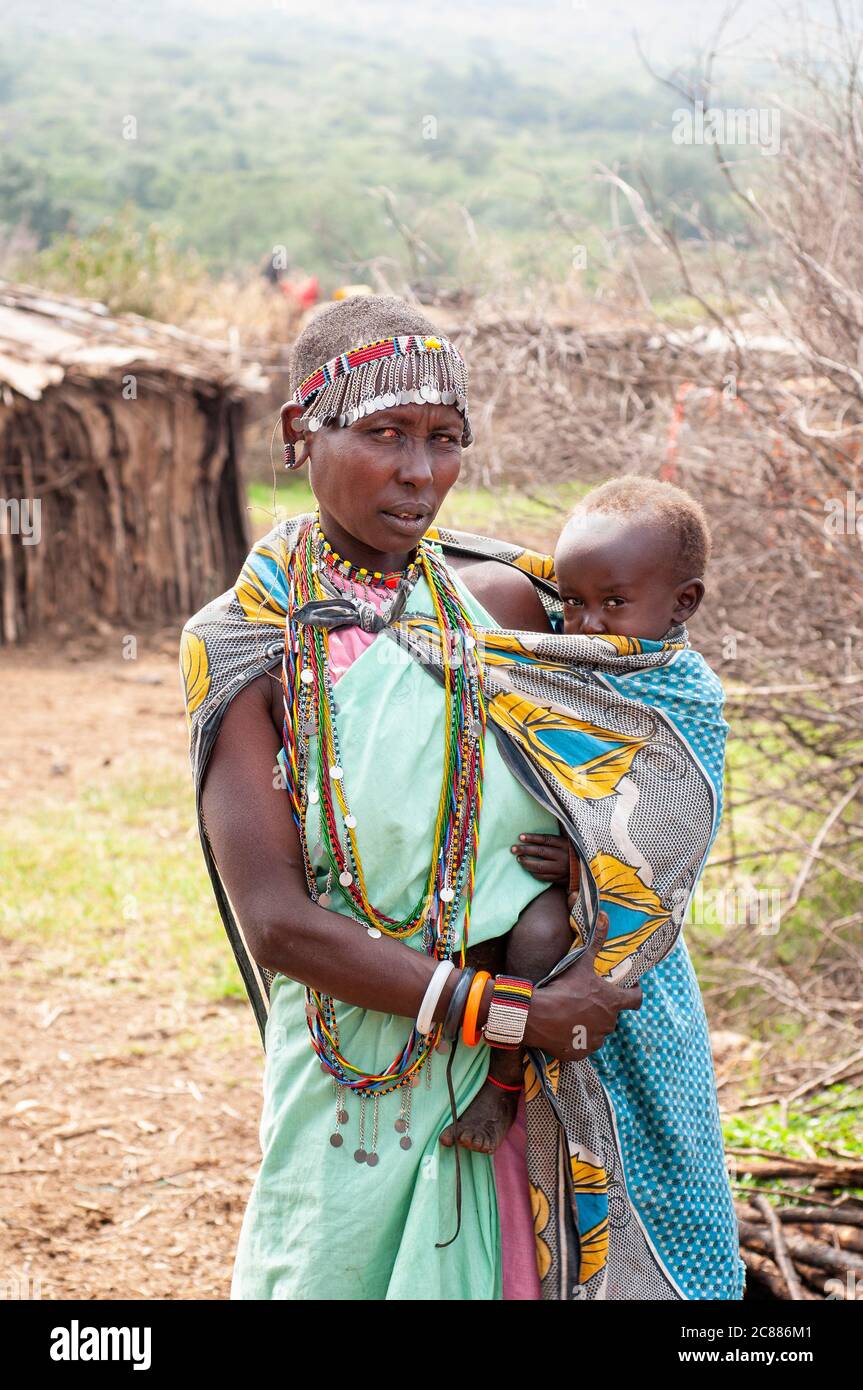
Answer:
[[399, 1136, 413, 1150], [329, 1132, 343, 1147], [354, 1148, 367, 1164], [339, 870, 353, 887], [318, 893, 331, 908], [366, 1152, 380, 1167], [337, 1108, 349, 1125], [440, 887, 455, 903], [344, 814, 357, 829], [394, 1118, 407, 1133], [300, 668, 314, 685], [367, 926, 381, 939]]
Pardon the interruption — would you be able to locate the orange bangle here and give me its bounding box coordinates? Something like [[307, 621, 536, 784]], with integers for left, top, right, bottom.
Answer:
[[461, 970, 491, 1047]]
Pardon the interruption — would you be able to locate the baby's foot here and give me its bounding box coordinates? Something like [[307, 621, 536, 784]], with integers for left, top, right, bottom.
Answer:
[[439, 1079, 520, 1154]]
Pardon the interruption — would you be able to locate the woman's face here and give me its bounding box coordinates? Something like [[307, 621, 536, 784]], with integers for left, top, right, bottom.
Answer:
[[281, 399, 464, 570]]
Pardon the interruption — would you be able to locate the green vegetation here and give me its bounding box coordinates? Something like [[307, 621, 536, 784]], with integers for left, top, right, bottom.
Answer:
[[0, 766, 241, 1006], [725, 1086, 863, 1193], [690, 711, 861, 989], [24, 206, 208, 317], [726, 1086, 863, 1162], [0, 2, 752, 288]]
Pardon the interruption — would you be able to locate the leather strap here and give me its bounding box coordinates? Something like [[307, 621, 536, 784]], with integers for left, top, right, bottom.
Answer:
[[568, 843, 581, 898]]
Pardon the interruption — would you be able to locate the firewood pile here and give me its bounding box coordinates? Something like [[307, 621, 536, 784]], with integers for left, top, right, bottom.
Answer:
[[733, 1179, 863, 1300]]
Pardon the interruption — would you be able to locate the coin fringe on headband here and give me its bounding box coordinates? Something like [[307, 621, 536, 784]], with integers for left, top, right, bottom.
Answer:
[[283, 334, 472, 468]]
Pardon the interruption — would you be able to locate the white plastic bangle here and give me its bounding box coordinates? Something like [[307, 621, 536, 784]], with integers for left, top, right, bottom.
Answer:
[[416, 960, 455, 1035]]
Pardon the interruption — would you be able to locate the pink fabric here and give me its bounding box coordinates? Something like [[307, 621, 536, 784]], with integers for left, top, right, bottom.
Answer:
[[326, 581, 389, 684], [494, 1092, 542, 1299], [326, 574, 541, 1299]]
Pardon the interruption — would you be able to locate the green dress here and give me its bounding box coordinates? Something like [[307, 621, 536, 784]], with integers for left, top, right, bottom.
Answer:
[[230, 563, 559, 1300]]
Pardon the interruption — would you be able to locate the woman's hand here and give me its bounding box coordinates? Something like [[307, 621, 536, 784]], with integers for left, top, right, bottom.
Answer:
[[523, 910, 642, 1060], [511, 832, 570, 883]]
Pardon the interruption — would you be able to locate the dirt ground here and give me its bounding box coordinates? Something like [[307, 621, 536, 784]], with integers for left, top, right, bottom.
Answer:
[[0, 631, 265, 1301], [0, 630, 757, 1302]]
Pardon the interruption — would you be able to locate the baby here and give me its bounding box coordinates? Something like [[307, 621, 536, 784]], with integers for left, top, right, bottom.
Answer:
[[441, 475, 714, 1154]]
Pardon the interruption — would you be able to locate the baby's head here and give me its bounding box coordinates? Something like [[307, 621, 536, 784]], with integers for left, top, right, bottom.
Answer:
[[554, 477, 711, 640]]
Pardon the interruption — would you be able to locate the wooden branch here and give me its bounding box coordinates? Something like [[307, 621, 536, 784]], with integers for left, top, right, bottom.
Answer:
[[738, 1220, 863, 1275], [753, 1194, 804, 1299]]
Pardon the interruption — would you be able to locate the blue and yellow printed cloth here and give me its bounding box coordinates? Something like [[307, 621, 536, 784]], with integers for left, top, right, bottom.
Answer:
[[180, 515, 744, 1301]]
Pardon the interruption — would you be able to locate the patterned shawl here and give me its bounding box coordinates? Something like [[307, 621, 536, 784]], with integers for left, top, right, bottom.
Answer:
[[179, 513, 744, 1302]]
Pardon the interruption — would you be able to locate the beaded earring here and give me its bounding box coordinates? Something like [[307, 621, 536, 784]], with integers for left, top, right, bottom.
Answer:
[[284, 441, 301, 470]]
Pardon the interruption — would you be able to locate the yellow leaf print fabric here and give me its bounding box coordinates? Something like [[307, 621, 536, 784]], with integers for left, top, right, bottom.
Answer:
[[179, 631, 210, 728]]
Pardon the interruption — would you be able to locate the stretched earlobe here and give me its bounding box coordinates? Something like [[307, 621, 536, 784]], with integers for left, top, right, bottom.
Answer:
[[281, 402, 307, 469]]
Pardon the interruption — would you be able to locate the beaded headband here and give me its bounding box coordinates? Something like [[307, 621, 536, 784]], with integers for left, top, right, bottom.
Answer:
[[284, 333, 472, 467]]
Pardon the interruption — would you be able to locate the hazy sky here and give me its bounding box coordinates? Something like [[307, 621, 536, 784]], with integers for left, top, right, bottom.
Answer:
[[7, 0, 839, 79]]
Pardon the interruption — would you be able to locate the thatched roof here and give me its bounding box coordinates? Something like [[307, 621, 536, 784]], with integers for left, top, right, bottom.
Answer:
[[0, 280, 268, 402]]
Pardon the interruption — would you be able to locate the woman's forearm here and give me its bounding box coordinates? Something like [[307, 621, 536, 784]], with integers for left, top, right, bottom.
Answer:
[[201, 674, 479, 1029], [255, 889, 479, 1026], [199, 672, 639, 1058]]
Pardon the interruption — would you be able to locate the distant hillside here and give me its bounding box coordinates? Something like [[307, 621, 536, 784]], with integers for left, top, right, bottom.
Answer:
[[0, 0, 811, 284]]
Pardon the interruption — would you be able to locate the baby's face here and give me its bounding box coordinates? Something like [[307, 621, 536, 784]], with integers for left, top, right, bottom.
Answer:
[[554, 513, 693, 641]]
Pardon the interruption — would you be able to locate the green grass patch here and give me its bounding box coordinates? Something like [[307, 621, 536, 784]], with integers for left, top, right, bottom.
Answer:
[[0, 765, 244, 1005], [723, 1084, 863, 1202]]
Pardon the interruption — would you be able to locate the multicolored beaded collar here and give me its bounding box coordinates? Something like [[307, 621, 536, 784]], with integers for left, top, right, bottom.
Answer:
[[313, 518, 420, 592], [284, 332, 472, 468]]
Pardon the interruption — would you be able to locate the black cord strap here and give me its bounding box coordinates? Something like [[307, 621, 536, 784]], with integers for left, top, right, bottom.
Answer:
[[435, 967, 475, 1248], [435, 1035, 463, 1249]]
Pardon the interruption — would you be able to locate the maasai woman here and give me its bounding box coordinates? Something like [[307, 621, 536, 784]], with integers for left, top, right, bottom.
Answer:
[[183, 295, 641, 1300]]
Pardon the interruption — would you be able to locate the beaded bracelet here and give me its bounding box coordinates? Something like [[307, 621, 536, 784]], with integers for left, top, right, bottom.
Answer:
[[442, 967, 475, 1043], [481, 975, 534, 1050], [487, 1075, 522, 1092]]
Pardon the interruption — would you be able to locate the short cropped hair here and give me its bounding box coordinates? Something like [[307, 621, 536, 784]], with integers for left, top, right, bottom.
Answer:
[[567, 476, 712, 577], [289, 295, 442, 394]]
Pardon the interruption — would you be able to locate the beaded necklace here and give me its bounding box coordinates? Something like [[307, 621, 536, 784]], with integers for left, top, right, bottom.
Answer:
[[280, 515, 487, 1108], [316, 527, 419, 592]]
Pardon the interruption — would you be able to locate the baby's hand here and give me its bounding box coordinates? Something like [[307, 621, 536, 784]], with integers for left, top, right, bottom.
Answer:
[[511, 833, 570, 883]]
